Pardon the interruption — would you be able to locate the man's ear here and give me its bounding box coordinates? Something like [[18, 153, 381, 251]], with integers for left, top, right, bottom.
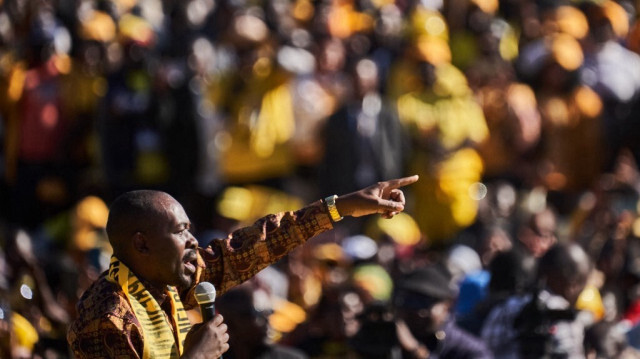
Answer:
[[132, 232, 150, 255]]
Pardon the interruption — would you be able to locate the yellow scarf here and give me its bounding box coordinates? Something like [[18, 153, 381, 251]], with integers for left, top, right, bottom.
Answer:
[[107, 257, 191, 359]]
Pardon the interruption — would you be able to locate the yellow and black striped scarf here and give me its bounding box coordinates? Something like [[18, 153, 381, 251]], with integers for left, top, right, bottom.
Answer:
[[107, 257, 191, 358]]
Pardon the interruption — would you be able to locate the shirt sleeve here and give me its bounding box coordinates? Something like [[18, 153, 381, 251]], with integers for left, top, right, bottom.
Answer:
[[67, 313, 144, 359], [182, 200, 333, 307]]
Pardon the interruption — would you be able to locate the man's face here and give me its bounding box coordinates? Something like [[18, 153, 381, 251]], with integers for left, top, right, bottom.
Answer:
[[146, 198, 199, 289], [396, 293, 451, 340], [548, 269, 589, 306], [519, 210, 557, 258]]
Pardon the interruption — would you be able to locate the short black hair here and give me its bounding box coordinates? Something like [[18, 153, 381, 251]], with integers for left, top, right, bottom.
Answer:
[[537, 242, 591, 284], [106, 190, 172, 254]]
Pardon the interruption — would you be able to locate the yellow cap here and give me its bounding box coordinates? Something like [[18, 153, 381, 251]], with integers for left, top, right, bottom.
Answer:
[[79, 10, 116, 42], [549, 33, 583, 71], [71, 196, 109, 251], [118, 13, 155, 46], [414, 35, 452, 65], [269, 298, 307, 333], [471, 0, 499, 15], [292, 0, 315, 22], [75, 196, 109, 228], [576, 284, 605, 321], [365, 212, 422, 246], [352, 264, 393, 301], [555, 6, 589, 39], [11, 313, 39, 352], [603, 0, 629, 38], [313, 243, 345, 262]]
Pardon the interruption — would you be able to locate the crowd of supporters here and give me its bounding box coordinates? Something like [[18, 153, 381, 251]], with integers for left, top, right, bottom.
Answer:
[[3, 0, 640, 357]]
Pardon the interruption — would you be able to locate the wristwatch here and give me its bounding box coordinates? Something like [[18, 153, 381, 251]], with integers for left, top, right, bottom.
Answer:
[[324, 195, 343, 222]]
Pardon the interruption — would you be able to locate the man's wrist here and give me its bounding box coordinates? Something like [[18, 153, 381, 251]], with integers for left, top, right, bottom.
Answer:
[[324, 195, 343, 222]]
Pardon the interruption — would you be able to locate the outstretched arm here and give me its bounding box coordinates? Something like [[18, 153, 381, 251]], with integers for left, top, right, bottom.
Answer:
[[183, 175, 419, 303]]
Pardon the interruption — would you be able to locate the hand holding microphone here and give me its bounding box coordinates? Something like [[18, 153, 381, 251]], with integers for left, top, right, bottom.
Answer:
[[182, 282, 229, 359], [195, 282, 218, 322]]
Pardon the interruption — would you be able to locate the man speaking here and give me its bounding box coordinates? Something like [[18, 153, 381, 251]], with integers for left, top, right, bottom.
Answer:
[[67, 175, 418, 358]]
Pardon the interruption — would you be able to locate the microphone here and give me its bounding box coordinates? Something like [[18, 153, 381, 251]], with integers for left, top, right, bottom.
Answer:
[[194, 281, 217, 322]]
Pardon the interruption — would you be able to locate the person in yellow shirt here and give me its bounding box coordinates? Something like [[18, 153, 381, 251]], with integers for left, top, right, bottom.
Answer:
[[395, 24, 488, 243]]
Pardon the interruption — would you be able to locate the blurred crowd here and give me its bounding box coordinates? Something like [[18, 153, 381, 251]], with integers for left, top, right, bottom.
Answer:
[[3, 0, 640, 357]]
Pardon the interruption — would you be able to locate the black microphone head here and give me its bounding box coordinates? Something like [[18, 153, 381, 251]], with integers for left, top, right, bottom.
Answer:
[[195, 281, 217, 305]]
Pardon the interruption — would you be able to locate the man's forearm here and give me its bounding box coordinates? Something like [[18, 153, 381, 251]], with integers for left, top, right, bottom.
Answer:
[[192, 201, 332, 297]]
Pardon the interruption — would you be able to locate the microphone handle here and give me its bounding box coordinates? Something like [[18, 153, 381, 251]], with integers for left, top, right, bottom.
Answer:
[[199, 302, 223, 358], [200, 302, 216, 323]]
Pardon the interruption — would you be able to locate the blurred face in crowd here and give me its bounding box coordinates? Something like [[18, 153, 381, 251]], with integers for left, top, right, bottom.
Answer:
[[317, 37, 346, 73], [340, 290, 365, 337], [556, 271, 589, 306], [539, 243, 592, 305], [479, 226, 513, 266], [354, 58, 379, 97], [396, 292, 451, 339], [518, 209, 557, 258], [552, 255, 590, 305]]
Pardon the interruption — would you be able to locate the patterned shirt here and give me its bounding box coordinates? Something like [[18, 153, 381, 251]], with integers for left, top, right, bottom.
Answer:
[[67, 201, 333, 358]]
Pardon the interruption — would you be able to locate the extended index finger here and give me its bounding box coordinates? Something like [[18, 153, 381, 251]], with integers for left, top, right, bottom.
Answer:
[[384, 175, 419, 189]]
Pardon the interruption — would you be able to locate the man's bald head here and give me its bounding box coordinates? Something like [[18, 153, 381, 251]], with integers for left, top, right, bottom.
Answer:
[[106, 190, 176, 257]]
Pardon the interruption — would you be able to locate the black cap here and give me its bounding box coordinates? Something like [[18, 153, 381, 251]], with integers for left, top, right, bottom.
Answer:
[[395, 265, 456, 308]]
